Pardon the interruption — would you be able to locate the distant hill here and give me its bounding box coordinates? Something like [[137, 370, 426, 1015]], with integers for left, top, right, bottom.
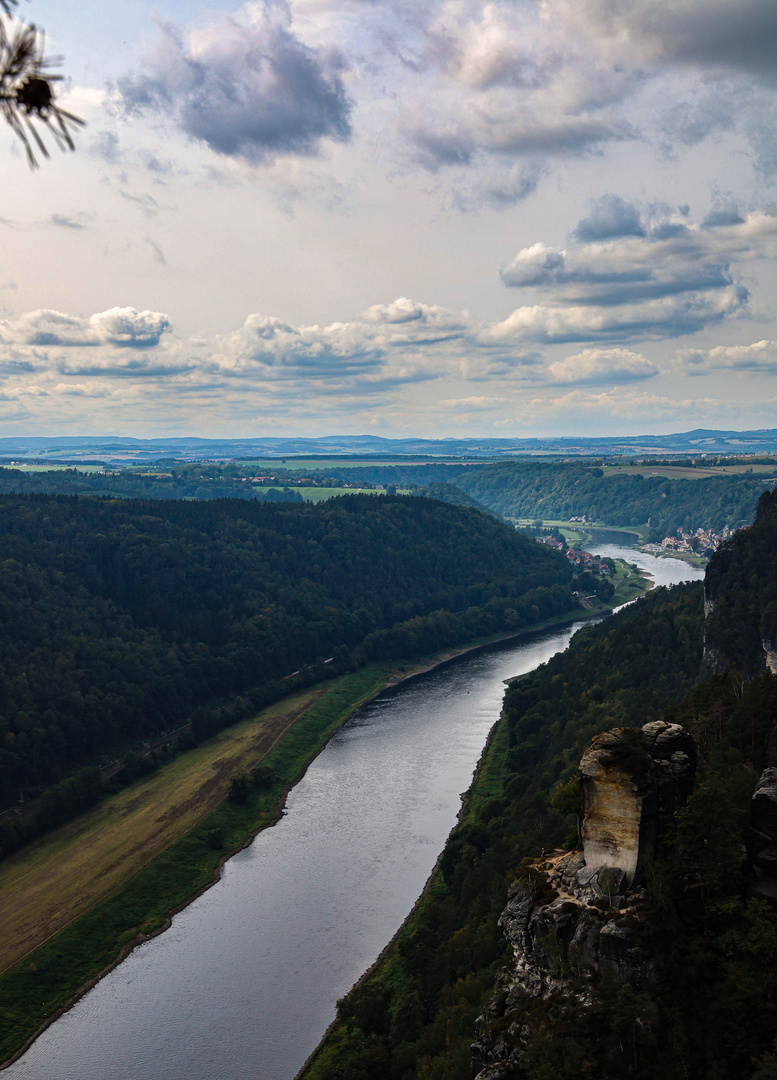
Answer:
[[6, 427, 777, 462]]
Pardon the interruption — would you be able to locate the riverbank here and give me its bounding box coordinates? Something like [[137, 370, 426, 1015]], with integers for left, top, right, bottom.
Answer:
[[0, 578, 649, 1069], [298, 578, 705, 1080]]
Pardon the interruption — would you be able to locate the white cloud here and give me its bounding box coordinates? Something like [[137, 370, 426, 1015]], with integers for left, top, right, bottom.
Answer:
[[676, 339, 777, 376], [0, 308, 171, 349], [548, 347, 658, 384]]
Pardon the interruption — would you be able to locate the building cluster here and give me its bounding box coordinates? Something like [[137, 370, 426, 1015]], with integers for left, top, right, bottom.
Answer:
[[659, 525, 732, 554], [537, 537, 612, 574]]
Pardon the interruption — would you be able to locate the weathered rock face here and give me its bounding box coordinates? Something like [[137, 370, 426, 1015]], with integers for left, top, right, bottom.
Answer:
[[750, 768, 777, 894], [471, 722, 697, 1080], [579, 721, 697, 886], [763, 640, 777, 675], [470, 851, 664, 1080]]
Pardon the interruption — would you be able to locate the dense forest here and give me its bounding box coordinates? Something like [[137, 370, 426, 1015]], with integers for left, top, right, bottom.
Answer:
[[314, 461, 771, 538], [0, 492, 576, 819], [0, 466, 304, 503], [306, 474, 777, 1080], [705, 486, 777, 674]]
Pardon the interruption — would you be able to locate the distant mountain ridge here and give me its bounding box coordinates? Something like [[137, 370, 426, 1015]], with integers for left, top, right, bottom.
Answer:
[[4, 428, 777, 461]]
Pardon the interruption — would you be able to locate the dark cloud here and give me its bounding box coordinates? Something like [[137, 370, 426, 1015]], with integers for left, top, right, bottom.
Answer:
[[118, 2, 352, 162], [649, 222, 689, 240], [702, 204, 746, 229], [581, 0, 777, 83], [642, 0, 777, 81], [574, 195, 645, 242]]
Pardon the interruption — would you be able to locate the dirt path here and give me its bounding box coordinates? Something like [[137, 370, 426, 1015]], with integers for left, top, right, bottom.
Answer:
[[0, 687, 324, 976]]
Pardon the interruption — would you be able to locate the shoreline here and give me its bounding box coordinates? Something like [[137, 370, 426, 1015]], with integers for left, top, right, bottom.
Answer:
[[0, 581, 649, 1070]]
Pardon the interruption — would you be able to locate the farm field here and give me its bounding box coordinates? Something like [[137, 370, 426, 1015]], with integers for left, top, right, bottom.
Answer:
[[0, 463, 105, 473], [236, 458, 485, 471], [601, 463, 777, 480], [0, 686, 325, 976]]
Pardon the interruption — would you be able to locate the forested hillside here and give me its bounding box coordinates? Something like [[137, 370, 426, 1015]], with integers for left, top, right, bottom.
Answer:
[[0, 466, 304, 502], [317, 461, 770, 537], [705, 486, 777, 674], [0, 493, 576, 811]]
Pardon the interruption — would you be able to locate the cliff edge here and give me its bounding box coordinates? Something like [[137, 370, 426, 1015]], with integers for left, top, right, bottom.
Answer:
[[471, 721, 697, 1080]]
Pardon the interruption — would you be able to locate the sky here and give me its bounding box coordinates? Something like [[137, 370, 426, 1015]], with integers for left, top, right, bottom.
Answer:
[[2, 0, 777, 438]]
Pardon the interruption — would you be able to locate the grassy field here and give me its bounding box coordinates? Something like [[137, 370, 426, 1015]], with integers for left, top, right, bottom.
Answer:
[[511, 518, 649, 543], [0, 665, 396, 1065], [0, 687, 326, 976], [0, 463, 105, 473], [601, 463, 777, 480], [235, 458, 484, 470]]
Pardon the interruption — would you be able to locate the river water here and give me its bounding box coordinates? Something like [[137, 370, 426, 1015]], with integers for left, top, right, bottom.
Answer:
[[6, 547, 703, 1080]]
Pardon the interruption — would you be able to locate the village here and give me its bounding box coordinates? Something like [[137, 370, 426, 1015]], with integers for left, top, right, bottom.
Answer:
[[535, 520, 738, 566]]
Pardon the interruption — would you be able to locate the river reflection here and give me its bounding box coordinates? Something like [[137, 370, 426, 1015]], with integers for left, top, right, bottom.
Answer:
[[5, 549, 703, 1080]]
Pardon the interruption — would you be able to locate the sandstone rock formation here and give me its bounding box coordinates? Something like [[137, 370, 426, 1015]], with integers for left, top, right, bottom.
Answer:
[[580, 721, 696, 886], [471, 721, 697, 1080]]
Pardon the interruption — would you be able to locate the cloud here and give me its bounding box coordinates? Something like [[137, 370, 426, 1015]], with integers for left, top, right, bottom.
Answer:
[[567, 0, 777, 83], [484, 287, 747, 345], [408, 112, 633, 170], [48, 214, 89, 231], [574, 195, 645, 242], [493, 208, 777, 342], [500, 243, 567, 287], [90, 130, 121, 163], [0, 308, 171, 349], [676, 339, 777, 376], [547, 347, 658, 385], [147, 238, 167, 264], [216, 297, 470, 390], [702, 201, 745, 229], [479, 163, 544, 208], [118, 0, 352, 162], [408, 127, 474, 171]]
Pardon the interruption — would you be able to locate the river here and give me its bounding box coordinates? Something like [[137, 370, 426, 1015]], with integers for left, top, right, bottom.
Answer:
[[5, 546, 703, 1080]]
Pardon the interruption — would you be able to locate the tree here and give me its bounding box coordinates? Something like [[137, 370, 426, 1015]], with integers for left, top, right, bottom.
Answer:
[[0, 0, 82, 166]]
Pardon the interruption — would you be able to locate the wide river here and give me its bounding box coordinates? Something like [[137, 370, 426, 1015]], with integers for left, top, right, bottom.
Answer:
[[6, 546, 703, 1080]]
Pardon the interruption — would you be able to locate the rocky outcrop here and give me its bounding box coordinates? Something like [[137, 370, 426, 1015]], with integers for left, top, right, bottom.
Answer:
[[470, 850, 664, 1079], [763, 639, 777, 675], [471, 721, 697, 1080], [580, 721, 696, 886], [750, 768, 777, 895]]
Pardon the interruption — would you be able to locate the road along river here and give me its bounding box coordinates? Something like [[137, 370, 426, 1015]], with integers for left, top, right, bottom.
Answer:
[[5, 547, 702, 1080]]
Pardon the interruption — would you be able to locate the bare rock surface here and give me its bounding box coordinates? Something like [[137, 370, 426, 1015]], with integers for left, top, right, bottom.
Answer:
[[580, 720, 696, 886], [471, 721, 697, 1080], [751, 767, 777, 893]]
